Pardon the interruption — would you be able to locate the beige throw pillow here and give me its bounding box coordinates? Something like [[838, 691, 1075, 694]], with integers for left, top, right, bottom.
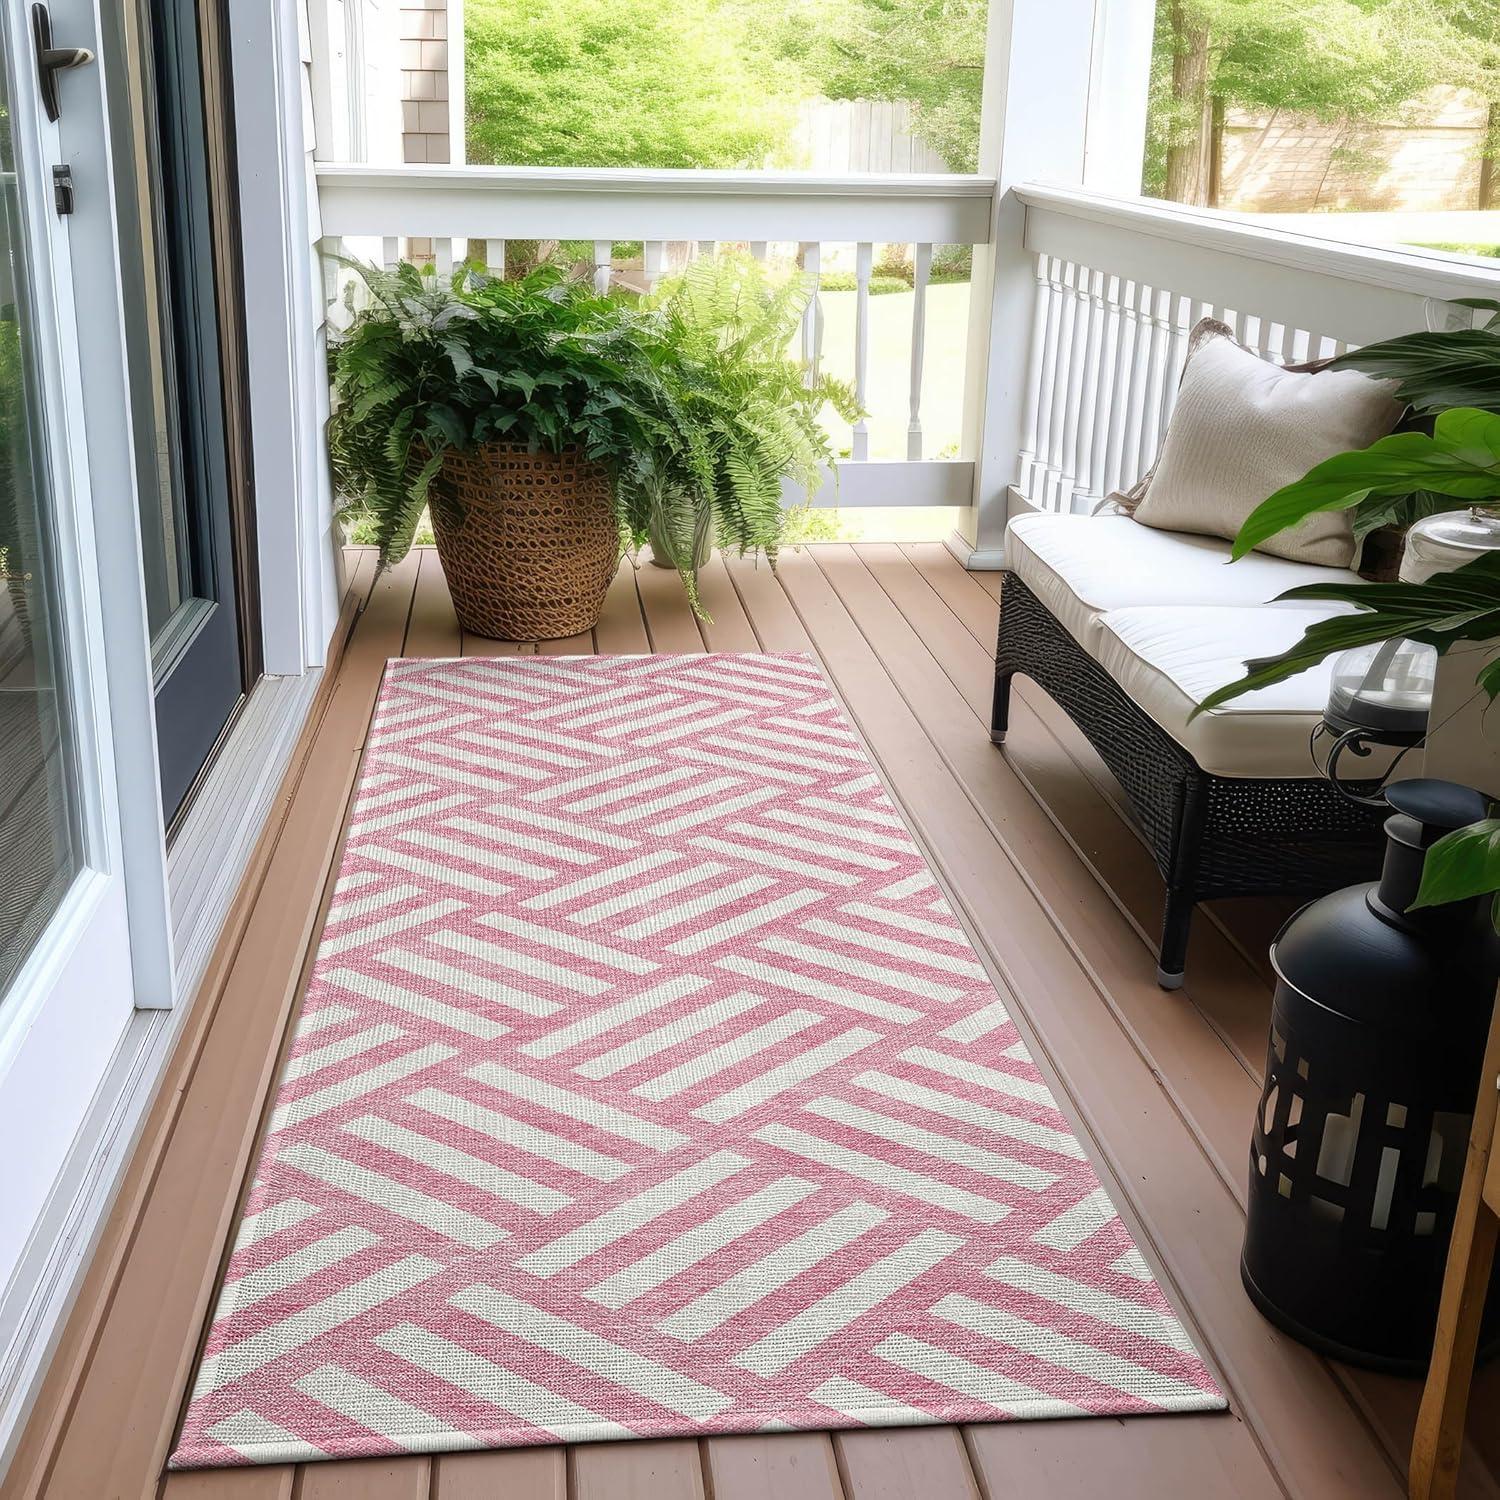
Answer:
[[1131, 329, 1402, 568]]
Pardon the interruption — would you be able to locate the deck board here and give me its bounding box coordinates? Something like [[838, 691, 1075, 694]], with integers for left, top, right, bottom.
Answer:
[[704, 1433, 845, 1500], [19, 544, 1500, 1500]]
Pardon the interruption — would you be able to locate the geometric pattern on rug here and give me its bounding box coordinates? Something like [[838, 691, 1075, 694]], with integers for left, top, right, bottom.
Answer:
[[171, 652, 1225, 1468]]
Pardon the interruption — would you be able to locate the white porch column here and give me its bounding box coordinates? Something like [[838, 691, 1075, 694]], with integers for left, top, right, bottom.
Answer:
[[954, 0, 1154, 568]]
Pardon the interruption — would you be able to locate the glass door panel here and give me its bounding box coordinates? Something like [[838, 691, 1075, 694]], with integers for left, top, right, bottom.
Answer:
[[104, 0, 250, 823], [0, 56, 81, 1000]]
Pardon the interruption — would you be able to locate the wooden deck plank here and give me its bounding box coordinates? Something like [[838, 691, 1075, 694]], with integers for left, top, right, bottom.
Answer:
[[703, 1434, 844, 1500], [634, 560, 705, 653], [296, 1456, 430, 1499], [833, 1429, 979, 1500], [36, 555, 422, 1500], [968, 566, 1003, 602], [570, 1441, 706, 1500], [694, 553, 761, 653], [898, 544, 997, 649], [405, 547, 462, 658], [536, 629, 595, 655], [771, 547, 1390, 1499], [343, 546, 381, 610], [595, 558, 651, 653], [964, 1415, 1283, 1499], [431, 1447, 566, 1500], [160, 1465, 296, 1500]]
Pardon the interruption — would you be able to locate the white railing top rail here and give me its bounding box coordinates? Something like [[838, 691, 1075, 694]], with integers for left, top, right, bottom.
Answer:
[[1017, 181, 1500, 312], [316, 164, 997, 244]]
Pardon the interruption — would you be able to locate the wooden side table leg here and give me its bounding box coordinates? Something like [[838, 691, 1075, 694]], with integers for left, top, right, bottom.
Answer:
[[1410, 992, 1500, 1500]]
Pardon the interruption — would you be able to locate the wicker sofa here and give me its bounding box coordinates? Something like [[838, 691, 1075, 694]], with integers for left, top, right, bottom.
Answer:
[[991, 511, 1388, 989]]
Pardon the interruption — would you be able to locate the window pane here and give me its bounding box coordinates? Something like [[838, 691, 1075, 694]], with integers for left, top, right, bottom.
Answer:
[[0, 51, 83, 1000]]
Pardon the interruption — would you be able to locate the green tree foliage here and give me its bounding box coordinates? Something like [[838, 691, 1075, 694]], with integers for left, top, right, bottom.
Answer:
[[748, 0, 989, 170], [465, 0, 990, 172], [1148, 0, 1500, 203], [466, 0, 794, 168]]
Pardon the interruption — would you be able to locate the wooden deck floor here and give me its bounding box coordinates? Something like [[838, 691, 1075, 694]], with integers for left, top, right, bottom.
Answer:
[[10, 542, 1500, 1500]]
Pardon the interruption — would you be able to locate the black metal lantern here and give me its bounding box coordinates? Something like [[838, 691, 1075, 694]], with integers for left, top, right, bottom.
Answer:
[[1242, 779, 1500, 1372]]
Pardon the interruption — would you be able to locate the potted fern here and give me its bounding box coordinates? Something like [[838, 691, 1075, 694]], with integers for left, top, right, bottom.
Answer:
[[636, 254, 858, 585], [328, 256, 853, 638]]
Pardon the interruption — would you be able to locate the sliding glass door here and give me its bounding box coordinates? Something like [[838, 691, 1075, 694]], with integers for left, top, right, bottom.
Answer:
[[104, 0, 256, 824]]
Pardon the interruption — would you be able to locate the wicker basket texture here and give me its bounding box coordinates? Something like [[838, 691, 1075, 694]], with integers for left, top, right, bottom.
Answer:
[[430, 443, 619, 640]]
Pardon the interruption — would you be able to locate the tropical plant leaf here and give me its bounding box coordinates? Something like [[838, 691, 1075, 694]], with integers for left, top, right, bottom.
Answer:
[[1230, 408, 1500, 560], [1192, 609, 1454, 716], [1411, 818, 1500, 913], [1331, 331, 1500, 414], [1194, 550, 1500, 716]]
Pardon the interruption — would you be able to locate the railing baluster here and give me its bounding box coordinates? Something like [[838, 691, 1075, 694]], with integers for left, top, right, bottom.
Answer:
[[800, 242, 823, 384], [594, 240, 612, 296], [1077, 269, 1112, 505], [1058, 263, 1094, 511], [485, 239, 506, 276], [434, 237, 454, 277], [907, 241, 931, 461], [1016, 252, 1052, 498], [1032, 257, 1066, 504], [643, 240, 665, 292], [1044, 261, 1079, 510], [852, 241, 872, 461], [1137, 286, 1173, 476], [382, 236, 399, 270], [1159, 292, 1191, 432], [1101, 278, 1139, 499]]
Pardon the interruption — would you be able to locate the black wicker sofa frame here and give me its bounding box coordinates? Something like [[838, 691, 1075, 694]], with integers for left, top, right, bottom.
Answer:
[[990, 573, 1387, 989]]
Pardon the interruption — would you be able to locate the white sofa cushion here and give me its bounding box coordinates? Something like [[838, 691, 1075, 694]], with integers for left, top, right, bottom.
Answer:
[[1006, 512, 1362, 651], [1093, 605, 1344, 779]]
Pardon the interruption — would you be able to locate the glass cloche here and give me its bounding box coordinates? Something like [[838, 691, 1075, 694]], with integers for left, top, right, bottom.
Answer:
[[1325, 636, 1436, 745]]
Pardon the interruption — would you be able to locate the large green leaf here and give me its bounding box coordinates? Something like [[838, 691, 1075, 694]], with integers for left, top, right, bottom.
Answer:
[[1331, 330, 1500, 414], [1230, 408, 1500, 560], [1192, 609, 1453, 715], [1411, 819, 1500, 916], [1193, 551, 1500, 716]]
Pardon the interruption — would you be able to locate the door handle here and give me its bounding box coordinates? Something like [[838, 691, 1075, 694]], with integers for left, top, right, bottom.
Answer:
[[30, 3, 94, 123]]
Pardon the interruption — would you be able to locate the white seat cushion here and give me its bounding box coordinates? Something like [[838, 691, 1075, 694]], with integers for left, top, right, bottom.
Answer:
[[1006, 512, 1362, 652], [1094, 605, 1345, 779]]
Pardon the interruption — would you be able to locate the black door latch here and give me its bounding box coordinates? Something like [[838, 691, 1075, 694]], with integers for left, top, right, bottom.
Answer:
[[31, 2, 93, 124], [52, 164, 73, 215]]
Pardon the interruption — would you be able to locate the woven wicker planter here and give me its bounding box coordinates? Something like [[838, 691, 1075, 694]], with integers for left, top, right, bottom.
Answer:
[[430, 444, 619, 640]]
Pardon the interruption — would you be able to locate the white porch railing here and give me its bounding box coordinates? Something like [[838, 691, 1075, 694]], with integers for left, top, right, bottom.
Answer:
[[1011, 183, 1500, 516], [314, 165, 996, 509], [313, 167, 1500, 531]]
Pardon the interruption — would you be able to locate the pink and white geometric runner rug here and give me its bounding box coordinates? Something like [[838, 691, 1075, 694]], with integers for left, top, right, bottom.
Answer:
[[171, 652, 1224, 1468]]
